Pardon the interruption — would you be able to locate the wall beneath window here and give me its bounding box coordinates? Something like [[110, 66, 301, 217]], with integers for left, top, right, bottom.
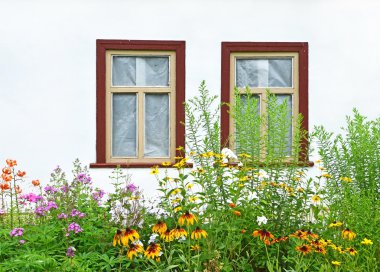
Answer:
[[1, 0, 379, 197]]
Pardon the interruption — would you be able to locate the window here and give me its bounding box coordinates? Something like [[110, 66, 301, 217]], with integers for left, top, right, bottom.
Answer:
[[91, 40, 185, 167], [221, 42, 309, 162]]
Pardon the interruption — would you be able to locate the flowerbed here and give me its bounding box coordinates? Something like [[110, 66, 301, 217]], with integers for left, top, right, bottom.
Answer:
[[1, 84, 379, 271]]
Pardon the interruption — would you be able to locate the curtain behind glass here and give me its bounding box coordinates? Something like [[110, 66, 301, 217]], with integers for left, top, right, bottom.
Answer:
[[112, 94, 137, 157], [112, 56, 169, 86], [144, 94, 169, 157], [236, 58, 292, 88]]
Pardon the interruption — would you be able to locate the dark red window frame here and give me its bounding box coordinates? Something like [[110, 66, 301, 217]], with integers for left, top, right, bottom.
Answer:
[[220, 42, 310, 163], [90, 40, 186, 168]]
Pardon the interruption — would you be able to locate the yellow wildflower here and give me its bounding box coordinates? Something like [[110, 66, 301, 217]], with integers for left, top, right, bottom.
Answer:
[[361, 238, 373, 245]]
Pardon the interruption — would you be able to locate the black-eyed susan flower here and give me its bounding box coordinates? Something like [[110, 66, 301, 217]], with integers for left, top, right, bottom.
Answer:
[[191, 245, 201, 251], [295, 244, 312, 255], [314, 245, 327, 255], [331, 260, 341, 266], [306, 230, 319, 240], [121, 228, 139, 246], [311, 195, 321, 204], [162, 162, 171, 167], [322, 173, 332, 178], [174, 206, 182, 212], [346, 247, 357, 256], [178, 211, 197, 226], [191, 227, 208, 240], [271, 236, 289, 244], [113, 229, 123, 246], [328, 221, 343, 228], [152, 221, 167, 235], [144, 243, 161, 259], [160, 229, 174, 242], [150, 167, 159, 175], [253, 229, 274, 245], [342, 228, 356, 240], [290, 230, 308, 240], [170, 226, 187, 239], [361, 238, 373, 245], [126, 243, 144, 260]]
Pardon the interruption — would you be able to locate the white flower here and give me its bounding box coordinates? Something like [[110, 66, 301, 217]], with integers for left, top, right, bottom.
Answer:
[[257, 215, 268, 226], [221, 148, 238, 163], [148, 233, 159, 244]]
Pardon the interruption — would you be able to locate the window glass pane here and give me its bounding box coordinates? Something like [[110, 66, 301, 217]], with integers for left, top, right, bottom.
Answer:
[[144, 94, 169, 157], [235, 94, 261, 155], [236, 58, 292, 88], [112, 94, 137, 157], [112, 56, 169, 86], [268, 94, 292, 156]]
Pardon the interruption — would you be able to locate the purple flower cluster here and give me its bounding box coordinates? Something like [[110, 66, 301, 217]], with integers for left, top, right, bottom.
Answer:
[[60, 185, 69, 193], [93, 189, 105, 205], [44, 186, 58, 194], [10, 228, 24, 237], [126, 183, 137, 193], [66, 246, 76, 257], [34, 201, 58, 217], [58, 213, 68, 219], [77, 173, 91, 184], [67, 222, 83, 234], [70, 209, 85, 218], [19, 193, 44, 203]]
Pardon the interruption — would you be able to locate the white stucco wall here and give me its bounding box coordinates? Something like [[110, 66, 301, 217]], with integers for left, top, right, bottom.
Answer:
[[1, 0, 379, 197]]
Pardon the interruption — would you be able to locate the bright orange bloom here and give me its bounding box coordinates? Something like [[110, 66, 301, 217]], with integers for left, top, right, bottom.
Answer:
[[306, 230, 319, 240], [127, 243, 144, 260], [121, 228, 139, 246], [15, 185, 22, 194], [233, 210, 241, 216], [113, 229, 123, 246], [160, 229, 174, 242], [253, 229, 275, 245], [271, 236, 289, 244], [17, 170, 26, 177], [0, 183, 10, 191], [144, 243, 161, 259], [295, 244, 312, 255], [170, 226, 187, 239], [191, 227, 208, 240], [152, 221, 167, 234], [6, 159, 17, 167], [32, 179, 40, 186], [178, 211, 197, 226], [342, 228, 356, 240], [241, 229, 247, 234], [229, 203, 236, 208], [2, 174, 12, 182], [2, 167, 12, 175]]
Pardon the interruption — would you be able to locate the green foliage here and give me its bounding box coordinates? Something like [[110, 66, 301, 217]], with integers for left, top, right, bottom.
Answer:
[[0, 83, 378, 271]]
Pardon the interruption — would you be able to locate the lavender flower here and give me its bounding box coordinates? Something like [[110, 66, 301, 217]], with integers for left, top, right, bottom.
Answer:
[[10, 228, 24, 237], [19, 239, 26, 244], [20, 193, 44, 203], [44, 186, 58, 194], [58, 213, 68, 219], [77, 173, 91, 184], [60, 186, 69, 193], [70, 209, 81, 217], [68, 222, 83, 234], [66, 246, 76, 257], [0, 209, 5, 215], [126, 183, 137, 193]]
